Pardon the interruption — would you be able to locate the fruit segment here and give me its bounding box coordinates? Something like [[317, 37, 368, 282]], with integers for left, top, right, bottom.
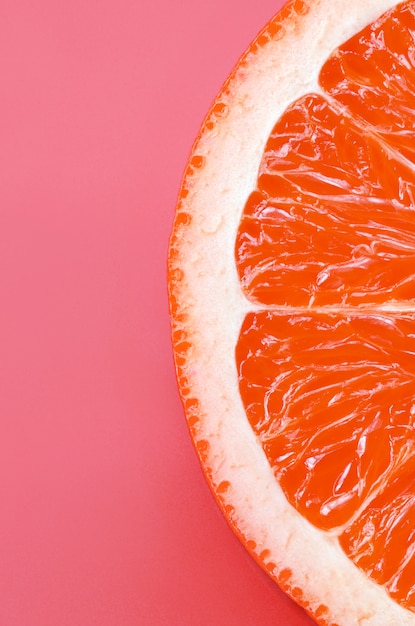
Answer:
[[237, 312, 415, 531], [235, 91, 415, 307], [320, 1, 415, 163], [237, 311, 415, 608], [341, 470, 415, 610]]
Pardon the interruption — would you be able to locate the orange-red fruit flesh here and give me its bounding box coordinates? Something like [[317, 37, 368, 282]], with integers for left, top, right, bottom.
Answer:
[[237, 312, 415, 531], [236, 1, 415, 307], [236, 0, 415, 611]]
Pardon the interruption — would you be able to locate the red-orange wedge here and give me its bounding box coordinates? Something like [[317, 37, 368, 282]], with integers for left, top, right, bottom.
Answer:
[[168, 1, 415, 623]]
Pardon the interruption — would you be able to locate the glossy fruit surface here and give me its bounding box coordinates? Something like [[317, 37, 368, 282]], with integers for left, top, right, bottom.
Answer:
[[169, 1, 415, 623]]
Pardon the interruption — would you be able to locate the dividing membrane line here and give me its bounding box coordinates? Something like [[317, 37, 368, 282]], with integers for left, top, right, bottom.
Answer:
[[246, 302, 415, 315]]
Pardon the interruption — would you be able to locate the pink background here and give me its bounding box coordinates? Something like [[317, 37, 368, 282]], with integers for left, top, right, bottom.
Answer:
[[0, 0, 316, 624]]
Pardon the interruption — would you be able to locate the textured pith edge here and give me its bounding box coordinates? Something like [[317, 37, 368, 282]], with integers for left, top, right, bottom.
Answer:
[[168, 1, 414, 625]]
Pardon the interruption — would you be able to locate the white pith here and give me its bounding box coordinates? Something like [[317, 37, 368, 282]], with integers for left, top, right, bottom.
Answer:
[[169, 1, 415, 624]]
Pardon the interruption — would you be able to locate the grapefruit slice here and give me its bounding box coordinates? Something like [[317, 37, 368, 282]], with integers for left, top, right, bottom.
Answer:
[[168, 0, 415, 623]]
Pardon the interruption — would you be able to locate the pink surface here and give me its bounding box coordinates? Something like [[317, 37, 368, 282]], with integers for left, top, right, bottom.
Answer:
[[0, 0, 316, 624]]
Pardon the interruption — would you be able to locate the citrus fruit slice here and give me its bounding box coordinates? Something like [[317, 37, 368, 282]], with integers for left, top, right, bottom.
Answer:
[[168, 0, 415, 624]]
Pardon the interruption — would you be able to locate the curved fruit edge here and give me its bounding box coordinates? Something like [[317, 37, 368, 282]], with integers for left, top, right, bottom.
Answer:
[[169, 1, 313, 610], [167, 1, 413, 625]]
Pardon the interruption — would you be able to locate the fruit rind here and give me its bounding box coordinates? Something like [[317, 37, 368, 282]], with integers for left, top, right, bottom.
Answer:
[[168, 0, 415, 624]]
